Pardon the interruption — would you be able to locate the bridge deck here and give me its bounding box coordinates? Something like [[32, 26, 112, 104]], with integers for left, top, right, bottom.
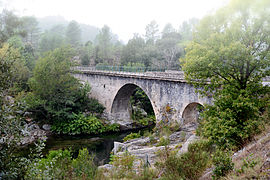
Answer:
[[75, 68, 186, 82], [74, 67, 270, 83]]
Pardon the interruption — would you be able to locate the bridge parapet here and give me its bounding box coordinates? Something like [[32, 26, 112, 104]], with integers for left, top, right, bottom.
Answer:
[[74, 66, 186, 82]]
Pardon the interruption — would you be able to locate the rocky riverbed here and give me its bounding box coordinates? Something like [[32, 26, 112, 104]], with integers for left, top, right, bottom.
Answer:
[[20, 122, 52, 146], [99, 122, 199, 171]]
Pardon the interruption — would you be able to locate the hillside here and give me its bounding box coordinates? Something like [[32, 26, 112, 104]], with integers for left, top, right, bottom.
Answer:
[[37, 15, 100, 43]]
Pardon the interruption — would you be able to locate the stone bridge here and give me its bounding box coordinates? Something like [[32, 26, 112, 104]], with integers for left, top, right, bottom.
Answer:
[[74, 68, 212, 127]]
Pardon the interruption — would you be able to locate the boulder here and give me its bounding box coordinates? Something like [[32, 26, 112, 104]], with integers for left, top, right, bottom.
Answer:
[[177, 134, 199, 155], [42, 124, 51, 131], [112, 142, 126, 154]]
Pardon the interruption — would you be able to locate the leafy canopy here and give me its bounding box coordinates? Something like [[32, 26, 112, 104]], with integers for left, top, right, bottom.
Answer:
[[181, 0, 270, 92], [181, 0, 270, 149]]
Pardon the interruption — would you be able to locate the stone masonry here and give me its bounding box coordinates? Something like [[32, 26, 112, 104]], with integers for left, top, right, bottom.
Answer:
[[74, 68, 212, 127]]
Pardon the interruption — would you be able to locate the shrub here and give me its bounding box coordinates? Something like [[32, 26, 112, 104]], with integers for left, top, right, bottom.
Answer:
[[25, 148, 98, 180], [25, 149, 73, 179], [123, 132, 141, 142], [110, 151, 136, 179], [51, 113, 106, 135], [156, 139, 213, 180], [87, 98, 105, 115], [212, 150, 234, 179], [71, 148, 97, 179], [157, 136, 170, 147], [198, 87, 264, 149], [105, 123, 120, 132]]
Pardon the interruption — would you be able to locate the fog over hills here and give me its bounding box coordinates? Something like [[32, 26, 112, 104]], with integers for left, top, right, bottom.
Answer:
[[38, 15, 100, 43]]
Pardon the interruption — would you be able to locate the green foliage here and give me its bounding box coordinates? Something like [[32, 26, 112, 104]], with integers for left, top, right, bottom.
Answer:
[[0, 93, 45, 179], [182, 0, 270, 150], [87, 98, 105, 115], [137, 116, 156, 126], [51, 113, 119, 135], [212, 150, 234, 179], [110, 151, 136, 179], [71, 148, 97, 179], [181, 0, 270, 93], [197, 85, 264, 149], [105, 123, 120, 132], [129, 87, 156, 127], [25, 149, 72, 179], [66, 20, 81, 46], [0, 101, 27, 179], [0, 10, 25, 44], [0, 44, 18, 95], [157, 136, 170, 147], [39, 31, 66, 53], [28, 47, 105, 133], [131, 87, 154, 116], [25, 148, 97, 180], [156, 139, 213, 180], [51, 113, 105, 135], [123, 132, 141, 142], [235, 154, 258, 175], [95, 25, 114, 62]]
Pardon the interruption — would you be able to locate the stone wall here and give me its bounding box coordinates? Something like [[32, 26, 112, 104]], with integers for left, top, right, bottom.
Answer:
[[74, 70, 211, 127]]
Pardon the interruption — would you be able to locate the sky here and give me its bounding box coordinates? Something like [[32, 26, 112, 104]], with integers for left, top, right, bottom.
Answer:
[[1, 0, 229, 42]]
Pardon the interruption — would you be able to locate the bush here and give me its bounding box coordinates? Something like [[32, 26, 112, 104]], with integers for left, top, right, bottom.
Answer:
[[51, 113, 106, 135], [25, 148, 97, 180], [105, 123, 120, 132], [212, 150, 234, 179], [87, 98, 105, 115], [123, 132, 141, 142], [25, 149, 73, 179], [110, 151, 136, 179], [28, 47, 105, 128], [156, 139, 213, 180], [198, 87, 264, 149], [157, 136, 170, 147], [72, 148, 97, 179]]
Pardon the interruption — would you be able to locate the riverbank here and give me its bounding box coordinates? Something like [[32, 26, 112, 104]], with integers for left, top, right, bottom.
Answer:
[[99, 122, 198, 172]]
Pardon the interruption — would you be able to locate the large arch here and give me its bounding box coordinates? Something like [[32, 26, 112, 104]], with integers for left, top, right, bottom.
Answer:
[[110, 83, 157, 122], [182, 102, 203, 125]]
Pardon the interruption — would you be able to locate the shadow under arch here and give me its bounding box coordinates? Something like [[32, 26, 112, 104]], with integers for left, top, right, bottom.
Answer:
[[182, 102, 204, 125], [111, 83, 156, 121]]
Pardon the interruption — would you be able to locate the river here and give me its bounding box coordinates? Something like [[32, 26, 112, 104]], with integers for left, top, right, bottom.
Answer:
[[43, 127, 153, 165]]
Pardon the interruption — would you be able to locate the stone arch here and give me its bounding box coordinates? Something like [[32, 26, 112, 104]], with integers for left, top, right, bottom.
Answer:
[[182, 102, 203, 125], [110, 83, 156, 122]]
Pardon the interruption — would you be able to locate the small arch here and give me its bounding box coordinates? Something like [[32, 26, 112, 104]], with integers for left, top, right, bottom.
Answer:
[[182, 102, 203, 125], [111, 83, 156, 121]]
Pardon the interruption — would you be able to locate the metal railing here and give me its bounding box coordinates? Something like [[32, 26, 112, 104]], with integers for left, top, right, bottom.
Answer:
[[95, 65, 166, 73]]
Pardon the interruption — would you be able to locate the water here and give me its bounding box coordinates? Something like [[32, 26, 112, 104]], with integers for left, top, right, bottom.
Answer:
[[44, 132, 130, 165], [41, 124, 154, 165]]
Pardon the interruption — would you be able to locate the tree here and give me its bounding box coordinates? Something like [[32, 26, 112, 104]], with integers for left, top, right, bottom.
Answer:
[[0, 43, 32, 179], [39, 31, 66, 53], [80, 41, 94, 66], [181, 0, 270, 149], [29, 46, 97, 124], [66, 20, 81, 46], [95, 25, 113, 63], [178, 18, 199, 42], [0, 10, 24, 44], [121, 34, 146, 66], [157, 31, 182, 69], [145, 20, 159, 44], [20, 16, 40, 49], [0, 42, 30, 92], [162, 23, 176, 38]]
